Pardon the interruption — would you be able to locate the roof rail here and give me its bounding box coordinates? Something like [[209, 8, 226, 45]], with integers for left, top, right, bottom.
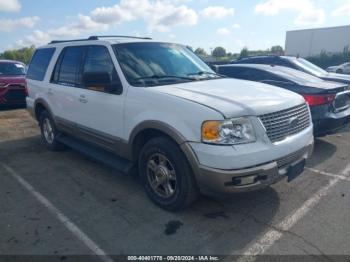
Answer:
[[88, 35, 152, 40], [49, 38, 93, 44], [48, 35, 152, 45]]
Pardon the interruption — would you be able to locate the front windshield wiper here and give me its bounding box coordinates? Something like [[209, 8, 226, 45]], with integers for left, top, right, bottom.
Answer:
[[134, 74, 196, 81], [187, 71, 226, 78]]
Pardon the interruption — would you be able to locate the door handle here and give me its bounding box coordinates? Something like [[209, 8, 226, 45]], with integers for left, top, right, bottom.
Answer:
[[48, 88, 54, 95], [78, 94, 88, 103]]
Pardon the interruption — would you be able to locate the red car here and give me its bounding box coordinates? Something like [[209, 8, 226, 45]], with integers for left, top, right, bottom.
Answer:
[[0, 60, 27, 106]]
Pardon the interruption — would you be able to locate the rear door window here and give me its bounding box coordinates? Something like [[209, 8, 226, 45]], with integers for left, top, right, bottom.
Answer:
[[27, 48, 55, 81]]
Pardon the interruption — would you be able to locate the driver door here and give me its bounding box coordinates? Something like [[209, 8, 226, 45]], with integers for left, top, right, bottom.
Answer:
[[73, 45, 125, 147]]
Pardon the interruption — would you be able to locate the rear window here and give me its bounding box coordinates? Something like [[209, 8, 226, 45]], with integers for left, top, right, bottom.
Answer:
[[27, 48, 55, 81], [218, 66, 261, 80], [0, 62, 25, 76]]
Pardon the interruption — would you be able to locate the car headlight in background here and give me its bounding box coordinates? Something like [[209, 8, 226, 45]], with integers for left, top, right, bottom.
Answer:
[[202, 117, 256, 145]]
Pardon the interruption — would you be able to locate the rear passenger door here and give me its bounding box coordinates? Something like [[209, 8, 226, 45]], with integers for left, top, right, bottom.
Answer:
[[50, 45, 86, 125]]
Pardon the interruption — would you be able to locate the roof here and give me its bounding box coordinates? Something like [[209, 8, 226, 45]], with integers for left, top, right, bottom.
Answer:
[[237, 55, 296, 60], [0, 59, 25, 65], [0, 59, 25, 64], [219, 63, 281, 70], [287, 24, 350, 34], [217, 63, 333, 86], [37, 35, 168, 50], [45, 35, 154, 46]]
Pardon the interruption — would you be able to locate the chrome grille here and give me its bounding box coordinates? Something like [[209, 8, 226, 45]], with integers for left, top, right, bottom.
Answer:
[[259, 103, 310, 143]]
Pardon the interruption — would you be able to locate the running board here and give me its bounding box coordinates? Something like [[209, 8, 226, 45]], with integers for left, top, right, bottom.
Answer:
[[57, 135, 134, 174]]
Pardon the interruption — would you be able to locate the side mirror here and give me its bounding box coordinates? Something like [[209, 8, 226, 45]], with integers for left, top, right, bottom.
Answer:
[[82, 72, 122, 94]]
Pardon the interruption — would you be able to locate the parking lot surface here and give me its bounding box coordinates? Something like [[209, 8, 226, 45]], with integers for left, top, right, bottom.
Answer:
[[1, 109, 350, 260]]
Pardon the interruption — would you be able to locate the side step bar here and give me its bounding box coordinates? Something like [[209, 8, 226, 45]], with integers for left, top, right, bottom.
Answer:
[[57, 135, 134, 175]]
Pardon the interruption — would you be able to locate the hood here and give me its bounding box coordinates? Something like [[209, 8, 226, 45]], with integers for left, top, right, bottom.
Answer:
[[321, 73, 350, 84], [0, 75, 26, 85], [150, 78, 305, 118]]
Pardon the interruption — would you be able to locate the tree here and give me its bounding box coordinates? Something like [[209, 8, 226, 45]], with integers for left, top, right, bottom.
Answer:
[[212, 47, 226, 58], [194, 47, 207, 56], [270, 45, 284, 55], [240, 47, 249, 58], [0, 45, 36, 64]]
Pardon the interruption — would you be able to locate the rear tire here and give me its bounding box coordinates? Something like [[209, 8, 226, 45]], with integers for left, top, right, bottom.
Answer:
[[39, 111, 65, 151], [138, 136, 199, 211]]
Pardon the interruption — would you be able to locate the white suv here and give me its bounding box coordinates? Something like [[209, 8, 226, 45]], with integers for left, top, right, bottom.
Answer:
[[26, 36, 314, 211]]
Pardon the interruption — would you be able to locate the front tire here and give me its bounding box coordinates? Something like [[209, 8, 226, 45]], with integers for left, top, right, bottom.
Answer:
[[138, 137, 199, 211], [39, 111, 64, 151]]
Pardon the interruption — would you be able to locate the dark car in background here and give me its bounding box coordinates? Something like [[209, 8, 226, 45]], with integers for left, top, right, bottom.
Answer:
[[0, 60, 27, 107], [231, 55, 350, 85], [216, 64, 350, 136]]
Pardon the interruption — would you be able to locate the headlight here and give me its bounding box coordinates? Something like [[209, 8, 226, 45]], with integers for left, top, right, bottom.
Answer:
[[202, 117, 256, 145]]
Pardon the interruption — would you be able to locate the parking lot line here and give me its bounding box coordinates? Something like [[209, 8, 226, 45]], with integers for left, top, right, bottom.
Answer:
[[1, 163, 114, 262], [236, 164, 350, 262], [306, 167, 350, 182]]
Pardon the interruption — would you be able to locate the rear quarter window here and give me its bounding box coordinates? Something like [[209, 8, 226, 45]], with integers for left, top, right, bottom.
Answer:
[[27, 48, 55, 81]]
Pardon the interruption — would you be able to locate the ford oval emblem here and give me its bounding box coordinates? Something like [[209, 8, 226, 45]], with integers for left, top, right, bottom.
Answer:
[[289, 117, 299, 129]]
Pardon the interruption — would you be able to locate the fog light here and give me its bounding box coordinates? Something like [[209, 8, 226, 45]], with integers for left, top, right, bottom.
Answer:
[[233, 175, 258, 186]]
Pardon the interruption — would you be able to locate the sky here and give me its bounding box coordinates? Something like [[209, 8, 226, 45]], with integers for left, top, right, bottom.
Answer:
[[1, 0, 350, 53]]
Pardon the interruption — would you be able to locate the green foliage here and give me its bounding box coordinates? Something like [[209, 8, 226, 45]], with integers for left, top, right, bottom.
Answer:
[[240, 47, 249, 58], [238, 46, 285, 59], [193, 45, 286, 63], [307, 46, 350, 69], [212, 47, 226, 58], [0, 46, 35, 64], [270, 45, 284, 55], [194, 47, 207, 56]]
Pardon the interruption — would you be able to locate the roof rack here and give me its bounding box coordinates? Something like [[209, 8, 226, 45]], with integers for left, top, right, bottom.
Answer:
[[49, 38, 92, 44], [49, 35, 152, 44], [88, 35, 152, 40]]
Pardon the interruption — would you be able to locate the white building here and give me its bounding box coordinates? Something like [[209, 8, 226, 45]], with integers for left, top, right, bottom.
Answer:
[[285, 25, 350, 57]]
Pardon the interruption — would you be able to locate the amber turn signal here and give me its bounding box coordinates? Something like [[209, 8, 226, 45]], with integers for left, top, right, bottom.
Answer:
[[202, 121, 220, 141]]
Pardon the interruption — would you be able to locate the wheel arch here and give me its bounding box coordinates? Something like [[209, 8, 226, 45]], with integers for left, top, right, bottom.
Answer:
[[34, 98, 54, 121], [129, 120, 188, 162], [129, 120, 202, 193]]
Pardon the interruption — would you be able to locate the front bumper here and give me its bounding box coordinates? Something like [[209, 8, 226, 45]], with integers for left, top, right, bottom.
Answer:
[[313, 115, 350, 136], [196, 144, 313, 193], [0, 86, 26, 106], [180, 124, 314, 194], [311, 105, 350, 136]]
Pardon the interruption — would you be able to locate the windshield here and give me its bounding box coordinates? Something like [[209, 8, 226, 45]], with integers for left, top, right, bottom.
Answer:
[[113, 42, 218, 87], [292, 58, 327, 77], [0, 62, 26, 76]]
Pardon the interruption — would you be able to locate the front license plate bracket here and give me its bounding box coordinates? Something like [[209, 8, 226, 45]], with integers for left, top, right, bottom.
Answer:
[[287, 159, 306, 182]]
